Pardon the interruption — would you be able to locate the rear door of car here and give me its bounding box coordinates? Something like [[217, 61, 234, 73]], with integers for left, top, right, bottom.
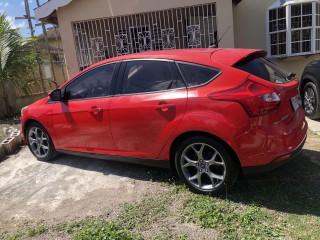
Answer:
[[51, 62, 120, 152], [109, 59, 188, 159]]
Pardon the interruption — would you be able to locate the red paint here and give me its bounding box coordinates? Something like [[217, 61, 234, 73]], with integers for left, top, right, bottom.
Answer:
[[21, 49, 307, 169]]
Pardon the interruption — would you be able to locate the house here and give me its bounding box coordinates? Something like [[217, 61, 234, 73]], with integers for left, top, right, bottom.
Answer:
[[37, 27, 68, 87], [34, 0, 320, 79]]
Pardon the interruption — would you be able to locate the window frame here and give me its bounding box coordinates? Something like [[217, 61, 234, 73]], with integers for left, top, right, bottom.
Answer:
[[115, 59, 187, 96], [175, 61, 222, 89], [267, 1, 320, 58], [61, 61, 121, 102]]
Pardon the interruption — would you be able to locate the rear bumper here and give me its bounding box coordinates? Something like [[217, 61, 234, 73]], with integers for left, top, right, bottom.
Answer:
[[242, 134, 306, 175]]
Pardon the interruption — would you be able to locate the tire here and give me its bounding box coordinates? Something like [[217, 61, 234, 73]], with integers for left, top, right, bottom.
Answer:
[[174, 136, 239, 195], [302, 82, 320, 120], [26, 122, 58, 161]]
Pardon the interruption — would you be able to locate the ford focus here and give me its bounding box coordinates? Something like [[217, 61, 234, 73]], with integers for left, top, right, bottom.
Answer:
[[21, 49, 307, 195]]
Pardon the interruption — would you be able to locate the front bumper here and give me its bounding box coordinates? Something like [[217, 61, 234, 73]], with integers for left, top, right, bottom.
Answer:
[[242, 134, 306, 175]]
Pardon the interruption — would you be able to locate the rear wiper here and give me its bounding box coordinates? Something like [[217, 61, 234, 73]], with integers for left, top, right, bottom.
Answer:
[[287, 72, 296, 80]]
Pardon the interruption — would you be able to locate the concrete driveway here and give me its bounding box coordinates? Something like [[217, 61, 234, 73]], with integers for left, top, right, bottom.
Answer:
[[306, 118, 320, 135], [0, 147, 169, 234]]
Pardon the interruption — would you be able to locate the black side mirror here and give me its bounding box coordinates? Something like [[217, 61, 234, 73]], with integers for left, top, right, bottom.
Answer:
[[49, 89, 62, 101]]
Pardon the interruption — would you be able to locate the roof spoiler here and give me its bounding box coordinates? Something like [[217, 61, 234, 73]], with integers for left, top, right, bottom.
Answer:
[[233, 51, 267, 67]]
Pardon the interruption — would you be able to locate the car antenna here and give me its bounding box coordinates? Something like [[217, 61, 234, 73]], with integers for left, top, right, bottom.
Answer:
[[217, 26, 231, 47]]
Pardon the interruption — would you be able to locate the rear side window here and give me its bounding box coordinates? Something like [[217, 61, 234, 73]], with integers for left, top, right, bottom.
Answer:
[[122, 60, 185, 94], [177, 63, 220, 87], [235, 58, 292, 84]]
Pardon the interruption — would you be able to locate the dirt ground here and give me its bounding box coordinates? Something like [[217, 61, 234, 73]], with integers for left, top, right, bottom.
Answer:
[[0, 130, 319, 237], [0, 147, 170, 235]]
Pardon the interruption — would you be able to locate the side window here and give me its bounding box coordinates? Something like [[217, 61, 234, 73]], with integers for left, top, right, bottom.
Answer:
[[122, 61, 185, 94], [65, 63, 116, 100], [177, 63, 220, 87]]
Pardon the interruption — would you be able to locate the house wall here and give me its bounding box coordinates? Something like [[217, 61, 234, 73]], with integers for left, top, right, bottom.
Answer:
[[57, 0, 235, 77], [233, 0, 320, 78]]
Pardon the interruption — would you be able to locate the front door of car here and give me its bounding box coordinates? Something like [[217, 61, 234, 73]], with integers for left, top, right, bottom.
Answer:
[[109, 60, 188, 159], [51, 62, 119, 152]]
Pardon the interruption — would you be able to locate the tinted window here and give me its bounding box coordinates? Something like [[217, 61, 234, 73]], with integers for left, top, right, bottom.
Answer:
[[177, 63, 220, 87], [65, 63, 115, 100], [122, 61, 185, 94], [236, 58, 291, 84]]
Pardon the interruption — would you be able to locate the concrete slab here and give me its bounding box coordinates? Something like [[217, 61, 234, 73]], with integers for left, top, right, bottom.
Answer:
[[306, 118, 320, 135], [1, 137, 18, 155]]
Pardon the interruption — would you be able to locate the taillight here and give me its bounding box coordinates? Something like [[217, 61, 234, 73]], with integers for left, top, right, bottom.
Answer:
[[208, 80, 280, 117]]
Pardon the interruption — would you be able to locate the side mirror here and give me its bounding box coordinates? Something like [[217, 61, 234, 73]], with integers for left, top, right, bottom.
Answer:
[[49, 89, 62, 101]]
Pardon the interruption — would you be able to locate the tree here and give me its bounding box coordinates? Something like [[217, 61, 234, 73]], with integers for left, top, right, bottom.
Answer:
[[0, 13, 37, 117]]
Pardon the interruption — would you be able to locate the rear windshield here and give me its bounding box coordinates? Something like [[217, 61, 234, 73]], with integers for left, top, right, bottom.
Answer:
[[235, 58, 293, 84]]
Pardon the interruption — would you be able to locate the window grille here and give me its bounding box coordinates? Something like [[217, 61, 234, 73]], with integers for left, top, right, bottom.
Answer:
[[72, 3, 217, 70], [267, 1, 320, 57]]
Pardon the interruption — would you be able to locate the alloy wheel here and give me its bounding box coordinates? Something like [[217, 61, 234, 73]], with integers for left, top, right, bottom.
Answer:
[[28, 127, 50, 158], [304, 87, 316, 115], [180, 143, 226, 191]]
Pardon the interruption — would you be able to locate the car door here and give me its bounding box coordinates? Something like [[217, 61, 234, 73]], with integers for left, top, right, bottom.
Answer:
[[109, 59, 188, 159], [51, 62, 120, 153]]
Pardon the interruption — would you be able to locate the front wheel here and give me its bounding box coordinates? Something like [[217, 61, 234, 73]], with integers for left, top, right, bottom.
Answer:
[[174, 136, 239, 195], [26, 122, 58, 161], [302, 82, 320, 120]]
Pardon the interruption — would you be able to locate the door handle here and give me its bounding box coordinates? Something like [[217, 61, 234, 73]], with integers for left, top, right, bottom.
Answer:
[[88, 107, 102, 114], [155, 103, 175, 112]]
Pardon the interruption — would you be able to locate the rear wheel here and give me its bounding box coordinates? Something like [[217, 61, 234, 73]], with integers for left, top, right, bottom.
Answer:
[[174, 136, 239, 195], [26, 122, 58, 161], [302, 82, 320, 120]]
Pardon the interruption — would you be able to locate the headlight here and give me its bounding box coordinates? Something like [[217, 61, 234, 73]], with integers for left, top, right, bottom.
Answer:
[[21, 106, 29, 116]]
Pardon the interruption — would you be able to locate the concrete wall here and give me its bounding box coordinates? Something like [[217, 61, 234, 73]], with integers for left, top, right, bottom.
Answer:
[[0, 93, 45, 119], [57, 0, 235, 77], [233, 0, 274, 50], [274, 55, 320, 79]]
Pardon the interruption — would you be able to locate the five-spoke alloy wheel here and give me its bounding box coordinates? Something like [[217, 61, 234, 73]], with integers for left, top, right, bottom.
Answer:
[[175, 136, 238, 195], [26, 122, 57, 161], [302, 82, 320, 120]]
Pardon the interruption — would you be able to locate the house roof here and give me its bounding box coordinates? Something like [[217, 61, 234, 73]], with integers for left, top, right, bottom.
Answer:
[[35, 0, 72, 24], [35, 0, 243, 23], [38, 28, 61, 40]]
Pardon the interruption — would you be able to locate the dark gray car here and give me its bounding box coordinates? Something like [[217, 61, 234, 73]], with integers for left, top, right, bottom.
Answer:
[[300, 61, 320, 120]]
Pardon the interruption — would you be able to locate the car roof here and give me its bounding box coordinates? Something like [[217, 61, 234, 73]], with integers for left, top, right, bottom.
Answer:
[[94, 48, 265, 67], [62, 48, 266, 88]]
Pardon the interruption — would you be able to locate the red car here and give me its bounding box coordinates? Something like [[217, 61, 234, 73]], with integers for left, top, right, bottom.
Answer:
[[21, 49, 307, 195]]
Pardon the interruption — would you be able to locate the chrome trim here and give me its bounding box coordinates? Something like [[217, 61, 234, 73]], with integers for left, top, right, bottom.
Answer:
[[113, 87, 187, 97]]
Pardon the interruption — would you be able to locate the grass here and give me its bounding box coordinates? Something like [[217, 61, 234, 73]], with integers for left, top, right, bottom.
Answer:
[[180, 194, 286, 239], [27, 225, 48, 237], [2, 132, 320, 240]]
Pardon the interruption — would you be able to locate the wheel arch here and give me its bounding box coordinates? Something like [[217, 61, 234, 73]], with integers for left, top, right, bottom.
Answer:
[[169, 131, 241, 174], [23, 119, 43, 136], [23, 119, 56, 146]]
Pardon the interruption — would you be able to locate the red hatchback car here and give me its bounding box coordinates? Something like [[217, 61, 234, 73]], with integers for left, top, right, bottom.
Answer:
[[21, 49, 307, 194]]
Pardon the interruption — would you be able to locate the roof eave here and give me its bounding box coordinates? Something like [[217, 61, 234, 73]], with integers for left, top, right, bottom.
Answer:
[[35, 0, 72, 23]]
